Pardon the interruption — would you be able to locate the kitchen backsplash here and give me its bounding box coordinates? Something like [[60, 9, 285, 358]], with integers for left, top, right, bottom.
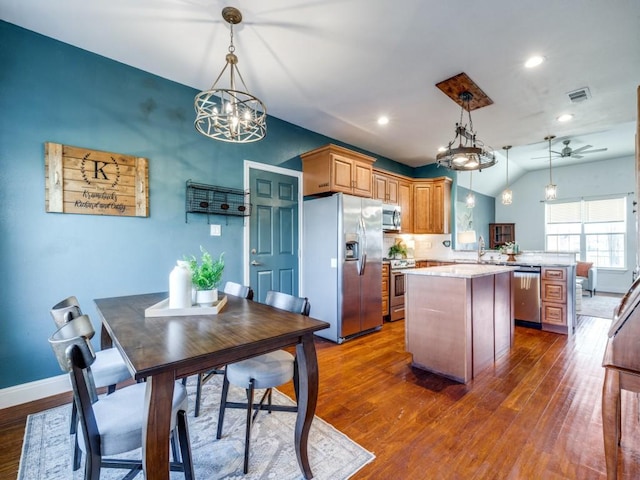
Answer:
[[383, 233, 452, 259]]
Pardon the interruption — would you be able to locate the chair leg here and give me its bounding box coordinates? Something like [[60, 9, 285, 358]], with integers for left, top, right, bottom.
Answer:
[[70, 401, 82, 471], [244, 379, 255, 474], [170, 430, 180, 463], [216, 373, 231, 440], [195, 374, 203, 417], [177, 410, 195, 480]]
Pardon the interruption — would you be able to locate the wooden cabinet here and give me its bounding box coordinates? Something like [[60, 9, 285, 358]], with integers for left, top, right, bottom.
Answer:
[[382, 263, 390, 317], [373, 172, 399, 204], [398, 180, 413, 233], [541, 266, 571, 332], [405, 270, 513, 383], [301, 144, 375, 197], [489, 223, 515, 249], [413, 177, 452, 234]]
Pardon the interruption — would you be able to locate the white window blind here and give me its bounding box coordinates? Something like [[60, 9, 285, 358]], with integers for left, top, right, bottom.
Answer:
[[545, 196, 627, 268], [584, 198, 625, 223], [547, 202, 581, 223]]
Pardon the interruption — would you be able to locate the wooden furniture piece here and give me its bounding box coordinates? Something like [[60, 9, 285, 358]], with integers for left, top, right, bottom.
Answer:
[[541, 266, 575, 335], [412, 177, 452, 234], [50, 296, 132, 471], [217, 291, 311, 474], [49, 315, 194, 480], [602, 277, 640, 479], [373, 169, 413, 230], [405, 264, 514, 383], [488, 223, 515, 249], [382, 263, 390, 317], [191, 281, 255, 418], [94, 292, 329, 480], [301, 144, 375, 197], [373, 171, 399, 204], [398, 179, 413, 233]]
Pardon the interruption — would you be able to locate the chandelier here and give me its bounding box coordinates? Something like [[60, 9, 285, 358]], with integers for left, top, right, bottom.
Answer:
[[544, 135, 557, 200], [436, 91, 496, 171], [194, 7, 267, 143], [501, 145, 513, 205]]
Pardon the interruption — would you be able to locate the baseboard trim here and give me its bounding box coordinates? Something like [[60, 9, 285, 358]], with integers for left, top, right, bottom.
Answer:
[[0, 375, 71, 409]]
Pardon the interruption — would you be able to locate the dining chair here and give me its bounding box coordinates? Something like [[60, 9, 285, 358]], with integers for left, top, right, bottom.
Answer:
[[50, 296, 133, 471], [216, 290, 310, 474], [48, 315, 195, 480], [191, 281, 255, 417]]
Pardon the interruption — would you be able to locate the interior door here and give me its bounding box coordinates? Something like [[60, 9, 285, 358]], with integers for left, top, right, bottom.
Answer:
[[249, 168, 299, 303]]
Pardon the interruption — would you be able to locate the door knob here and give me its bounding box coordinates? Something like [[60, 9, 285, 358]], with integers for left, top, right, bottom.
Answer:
[[251, 260, 262, 266]]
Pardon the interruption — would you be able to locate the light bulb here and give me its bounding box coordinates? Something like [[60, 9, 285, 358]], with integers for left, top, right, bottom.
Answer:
[[465, 157, 479, 169], [501, 189, 513, 205], [545, 184, 557, 201], [466, 192, 476, 208]]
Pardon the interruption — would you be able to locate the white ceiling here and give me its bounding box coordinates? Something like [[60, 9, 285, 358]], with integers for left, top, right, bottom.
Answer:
[[2, 0, 639, 196]]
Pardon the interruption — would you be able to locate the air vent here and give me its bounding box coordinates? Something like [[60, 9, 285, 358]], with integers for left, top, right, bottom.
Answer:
[[567, 87, 591, 103]]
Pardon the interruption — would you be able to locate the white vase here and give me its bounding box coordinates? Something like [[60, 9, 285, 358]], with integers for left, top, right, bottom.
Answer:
[[196, 288, 218, 307], [169, 261, 192, 308]]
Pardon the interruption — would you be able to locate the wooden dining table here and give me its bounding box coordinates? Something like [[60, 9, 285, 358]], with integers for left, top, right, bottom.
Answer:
[[94, 291, 329, 480]]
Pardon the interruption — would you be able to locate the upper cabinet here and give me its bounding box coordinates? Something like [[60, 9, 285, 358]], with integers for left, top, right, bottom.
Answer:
[[301, 144, 375, 197], [373, 171, 399, 204], [489, 223, 515, 249], [413, 177, 452, 234], [301, 145, 451, 235], [398, 180, 413, 233]]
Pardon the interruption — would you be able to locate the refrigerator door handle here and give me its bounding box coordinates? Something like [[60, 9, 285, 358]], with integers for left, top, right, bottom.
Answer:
[[359, 216, 367, 276]]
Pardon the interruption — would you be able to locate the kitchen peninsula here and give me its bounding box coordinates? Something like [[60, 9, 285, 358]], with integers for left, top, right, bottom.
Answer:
[[405, 264, 515, 383]]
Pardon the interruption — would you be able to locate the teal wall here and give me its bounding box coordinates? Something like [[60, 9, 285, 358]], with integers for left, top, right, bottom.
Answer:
[[455, 186, 495, 246], [0, 21, 415, 389]]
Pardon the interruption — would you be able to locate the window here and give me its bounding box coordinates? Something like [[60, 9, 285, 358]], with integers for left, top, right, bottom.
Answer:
[[545, 197, 626, 268]]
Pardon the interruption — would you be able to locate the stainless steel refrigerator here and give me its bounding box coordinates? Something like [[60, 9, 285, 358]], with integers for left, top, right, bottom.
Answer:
[[302, 193, 383, 343]]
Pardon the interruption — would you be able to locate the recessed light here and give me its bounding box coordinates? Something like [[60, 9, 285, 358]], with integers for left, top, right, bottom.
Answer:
[[377, 116, 389, 125], [524, 55, 545, 68], [556, 113, 574, 122]]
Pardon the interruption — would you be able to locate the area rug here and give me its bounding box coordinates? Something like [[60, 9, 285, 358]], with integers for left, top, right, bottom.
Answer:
[[578, 294, 621, 319], [18, 376, 375, 479]]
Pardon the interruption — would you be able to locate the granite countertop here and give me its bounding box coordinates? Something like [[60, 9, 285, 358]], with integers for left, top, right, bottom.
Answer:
[[405, 264, 517, 279], [414, 257, 575, 268]]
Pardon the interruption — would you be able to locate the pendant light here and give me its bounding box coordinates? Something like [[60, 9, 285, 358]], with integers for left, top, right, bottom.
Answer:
[[194, 7, 267, 143], [436, 91, 496, 171], [466, 171, 476, 208], [501, 145, 513, 205], [544, 135, 557, 200]]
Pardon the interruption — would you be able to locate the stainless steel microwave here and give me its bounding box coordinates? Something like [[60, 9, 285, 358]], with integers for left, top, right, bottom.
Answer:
[[382, 204, 401, 232]]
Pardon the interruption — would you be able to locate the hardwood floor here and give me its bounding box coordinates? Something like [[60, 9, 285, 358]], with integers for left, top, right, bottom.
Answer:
[[3, 312, 640, 479]]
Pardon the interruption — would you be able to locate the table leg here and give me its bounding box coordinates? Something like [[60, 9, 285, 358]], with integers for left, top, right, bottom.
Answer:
[[602, 367, 620, 480], [295, 333, 319, 479], [143, 371, 175, 480]]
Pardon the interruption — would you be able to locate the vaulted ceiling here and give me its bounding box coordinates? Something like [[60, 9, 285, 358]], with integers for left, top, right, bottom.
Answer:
[[2, 0, 639, 195]]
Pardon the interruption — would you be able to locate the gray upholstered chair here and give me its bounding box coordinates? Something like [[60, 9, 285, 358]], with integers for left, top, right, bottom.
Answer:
[[48, 315, 194, 480], [216, 290, 310, 474], [190, 281, 255, 417], [576, 262, 597, 296], [50, 296, 133, 470]]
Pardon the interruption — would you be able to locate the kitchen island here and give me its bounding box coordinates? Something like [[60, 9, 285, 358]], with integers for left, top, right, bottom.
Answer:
[[405, 264, 515, 383]]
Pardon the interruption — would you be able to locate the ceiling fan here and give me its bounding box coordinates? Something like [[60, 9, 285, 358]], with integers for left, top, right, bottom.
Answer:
[[532, 138, 608, 160]]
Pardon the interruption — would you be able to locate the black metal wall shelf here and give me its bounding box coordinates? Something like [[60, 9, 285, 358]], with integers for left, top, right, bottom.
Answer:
[[185, 180, 251, 223]]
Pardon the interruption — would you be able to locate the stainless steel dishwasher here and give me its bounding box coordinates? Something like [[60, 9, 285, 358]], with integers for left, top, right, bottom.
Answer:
[[514, 265, 541, 326]]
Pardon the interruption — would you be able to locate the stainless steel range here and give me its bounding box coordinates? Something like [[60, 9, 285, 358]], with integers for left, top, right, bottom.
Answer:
[[388, 258, 416, 321]]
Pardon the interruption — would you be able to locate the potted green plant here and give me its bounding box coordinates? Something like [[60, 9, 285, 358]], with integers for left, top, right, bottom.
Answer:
[[388, 243, 407, 259], [187, 247, 225, 306]]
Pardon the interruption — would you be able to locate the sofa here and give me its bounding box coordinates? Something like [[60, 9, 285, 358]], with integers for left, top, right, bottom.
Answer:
[[576, 261, 597, 297]]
